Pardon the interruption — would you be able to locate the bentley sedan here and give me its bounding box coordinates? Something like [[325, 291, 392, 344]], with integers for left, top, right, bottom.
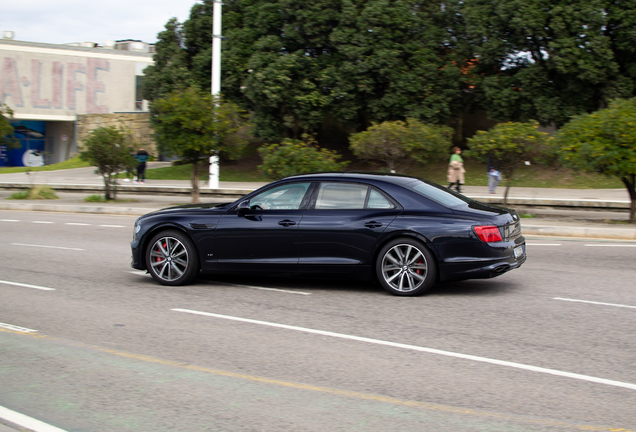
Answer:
[[131, 172, 526, 296]]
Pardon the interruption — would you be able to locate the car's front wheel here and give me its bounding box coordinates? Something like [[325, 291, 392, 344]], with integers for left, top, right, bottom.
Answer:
[[146, 230, 199, 286], [376, 238, 437, 296]]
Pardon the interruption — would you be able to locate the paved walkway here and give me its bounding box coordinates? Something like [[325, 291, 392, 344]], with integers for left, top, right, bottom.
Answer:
[[1, 163, 635, 240]]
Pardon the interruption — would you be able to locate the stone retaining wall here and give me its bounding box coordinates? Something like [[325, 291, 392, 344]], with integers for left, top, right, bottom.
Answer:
[[77, 113, 156, 156]]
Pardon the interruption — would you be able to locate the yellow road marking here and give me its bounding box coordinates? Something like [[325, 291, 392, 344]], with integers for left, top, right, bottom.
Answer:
[[2, 327, 634, 432]]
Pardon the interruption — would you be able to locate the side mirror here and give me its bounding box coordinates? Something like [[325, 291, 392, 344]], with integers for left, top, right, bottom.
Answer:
[[237, 200, 250, 217]]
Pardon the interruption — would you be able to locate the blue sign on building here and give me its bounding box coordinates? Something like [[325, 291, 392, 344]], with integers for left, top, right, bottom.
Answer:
[[7, 121, 46, 167]]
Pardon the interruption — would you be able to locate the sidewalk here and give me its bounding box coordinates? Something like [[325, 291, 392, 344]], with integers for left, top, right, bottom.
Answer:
[[1, 163, 635, 240]]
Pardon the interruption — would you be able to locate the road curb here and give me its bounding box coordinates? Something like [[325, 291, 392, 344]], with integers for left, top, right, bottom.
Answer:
[[521, 224, 636, 240], [0, 183, 252, 198], [0, 202, 153, 216], [1, 183, 632, 210]]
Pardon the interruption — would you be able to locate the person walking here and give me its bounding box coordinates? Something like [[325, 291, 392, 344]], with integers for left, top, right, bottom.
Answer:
[[447, 146, 465, 193], [134, 148, 149, 183], [487, 156, 502, 194]]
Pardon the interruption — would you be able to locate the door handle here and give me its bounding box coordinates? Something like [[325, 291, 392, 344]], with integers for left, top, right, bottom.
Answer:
[[364, 221, 383, 228], [278, 220, 297, 227]]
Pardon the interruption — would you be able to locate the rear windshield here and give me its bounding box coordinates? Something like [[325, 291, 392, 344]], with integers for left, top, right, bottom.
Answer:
[[405, 179, 473, 207]]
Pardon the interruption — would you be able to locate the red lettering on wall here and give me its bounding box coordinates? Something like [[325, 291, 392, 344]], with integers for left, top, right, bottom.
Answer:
[[1, 57, 24, 107], [31, 60, 51, 108], [86, 58, 109, 114], [66, 62, 86, 110], [52, 61, 63, 109]]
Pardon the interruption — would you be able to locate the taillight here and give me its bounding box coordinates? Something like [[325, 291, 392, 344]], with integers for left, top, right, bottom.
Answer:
[[474, 225, 503, 242]]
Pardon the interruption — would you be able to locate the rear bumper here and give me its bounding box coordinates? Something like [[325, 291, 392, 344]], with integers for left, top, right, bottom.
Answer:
[[438, 249, 526, 281]]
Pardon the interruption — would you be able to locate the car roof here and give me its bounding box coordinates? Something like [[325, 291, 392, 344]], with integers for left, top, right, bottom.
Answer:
[[285, 171, 421, 186]]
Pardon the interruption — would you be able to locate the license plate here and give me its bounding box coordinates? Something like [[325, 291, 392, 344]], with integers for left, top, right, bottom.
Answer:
[[514, 245, 524, 259]]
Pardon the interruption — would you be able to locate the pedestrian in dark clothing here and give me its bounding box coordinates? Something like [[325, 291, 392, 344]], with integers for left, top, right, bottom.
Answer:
[[134, 148, 149, 183]]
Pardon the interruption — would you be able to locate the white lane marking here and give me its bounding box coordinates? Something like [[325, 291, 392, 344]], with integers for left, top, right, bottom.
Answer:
[[1, 219, 19, 222], [0, 405, 68, 432], [173, 309, 636, 391], [213, 281, 312, 295], [585, 244, 636, 248], [11, 243, 84, 251], [554, 298, 636, 310], [65, 222, 91, 226], [99, 224, 125, 228], [127, 273, 311, 295], [0, 280, 56, 291], [0, 322, 38, 333], [32, 221, 54, 224], [526, 243, 562, 246]]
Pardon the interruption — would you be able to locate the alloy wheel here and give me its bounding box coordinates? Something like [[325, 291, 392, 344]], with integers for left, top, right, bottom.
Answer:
[[149, 236, 190, 282], [380, 243, 428, 293]]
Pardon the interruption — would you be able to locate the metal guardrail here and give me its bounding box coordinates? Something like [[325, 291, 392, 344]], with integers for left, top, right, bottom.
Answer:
[[0, 182, 631, 210]]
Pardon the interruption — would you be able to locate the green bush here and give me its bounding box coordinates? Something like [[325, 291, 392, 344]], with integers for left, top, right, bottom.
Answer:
[[258, 137, 349, 180]]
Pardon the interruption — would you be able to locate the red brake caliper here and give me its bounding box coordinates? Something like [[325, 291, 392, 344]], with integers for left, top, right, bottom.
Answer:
[[416, 257, 423, 275], [156, 241, 166, 263]]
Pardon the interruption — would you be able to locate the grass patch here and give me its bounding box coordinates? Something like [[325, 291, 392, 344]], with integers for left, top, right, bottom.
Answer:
[[403, 159, 623, 189], [145, 161, 270, 182], [519, 213, 537, 218], [0, 156, 90, 174], [144, 159, 624, 188], [2, 154, 625, 189], [84, 195, 139, 203], [9, 191, 29, 199], [8, 185, 59, 200]]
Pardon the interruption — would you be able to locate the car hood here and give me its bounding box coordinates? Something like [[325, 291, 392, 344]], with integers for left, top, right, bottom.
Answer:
[[144, 202, 232, 217]]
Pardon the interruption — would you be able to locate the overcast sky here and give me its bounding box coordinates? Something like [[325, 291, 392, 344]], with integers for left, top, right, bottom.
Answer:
[[1, 0, 202, 46]]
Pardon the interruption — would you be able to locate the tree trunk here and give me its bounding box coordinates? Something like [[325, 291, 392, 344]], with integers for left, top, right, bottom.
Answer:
[[191, 161, 201, 204], [621, 175, 636, 223], [502, 168, 515, 205], [103, 174, 112, 200], [112, 175, 118, 200]]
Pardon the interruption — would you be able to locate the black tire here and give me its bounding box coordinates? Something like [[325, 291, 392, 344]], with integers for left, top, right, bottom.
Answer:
[[375, 238, 437, 296], [145, 230, 199, 286]]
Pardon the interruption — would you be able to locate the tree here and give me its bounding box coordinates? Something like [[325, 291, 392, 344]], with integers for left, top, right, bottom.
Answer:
[[466, 121, 552, 203], [151, 87, 251, 203], [1, 103, 18, 150], [227, 0, 467, 140], [459, 0, 636, 127], [258, 135, 349, 180], [80, 126, 137, 200], [141, 18, 193, 102], [556, 98, 636, 223], [146, 1, 470, 142], [349, 119, 451, 172]]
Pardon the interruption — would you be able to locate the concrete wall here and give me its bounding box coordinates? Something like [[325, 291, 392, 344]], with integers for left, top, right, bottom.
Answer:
[[0, 40, 153, 121]]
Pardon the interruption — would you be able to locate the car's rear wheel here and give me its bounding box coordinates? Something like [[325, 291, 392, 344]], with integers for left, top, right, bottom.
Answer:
[[376, 238, 437, 296], [146, 230, 199, 286]]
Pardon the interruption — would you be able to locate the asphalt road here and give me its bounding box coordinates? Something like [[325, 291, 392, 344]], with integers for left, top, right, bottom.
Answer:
[[1, 211, 635, 432]]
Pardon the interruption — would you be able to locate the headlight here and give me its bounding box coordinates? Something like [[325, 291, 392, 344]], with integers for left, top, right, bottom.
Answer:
[[133, 219, 142, 239]]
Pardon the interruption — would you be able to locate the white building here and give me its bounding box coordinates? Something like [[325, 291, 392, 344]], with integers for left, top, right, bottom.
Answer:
[[0, 32, 154, 167]]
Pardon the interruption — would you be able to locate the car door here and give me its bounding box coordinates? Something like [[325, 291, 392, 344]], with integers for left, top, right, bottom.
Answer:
[[214, 182, 312, 270], [297, 182, 401, 266]]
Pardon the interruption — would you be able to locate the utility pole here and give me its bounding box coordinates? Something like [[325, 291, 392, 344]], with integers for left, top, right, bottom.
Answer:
[[209, 0, 222, 189], [211, 0, 222, 97]]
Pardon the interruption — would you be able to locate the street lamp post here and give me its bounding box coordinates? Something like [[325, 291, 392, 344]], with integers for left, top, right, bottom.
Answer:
[[209, 0, 223, 189]]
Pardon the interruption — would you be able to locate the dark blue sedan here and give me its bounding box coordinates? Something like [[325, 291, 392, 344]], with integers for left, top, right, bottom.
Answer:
[[131, 172, 526, 296]]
